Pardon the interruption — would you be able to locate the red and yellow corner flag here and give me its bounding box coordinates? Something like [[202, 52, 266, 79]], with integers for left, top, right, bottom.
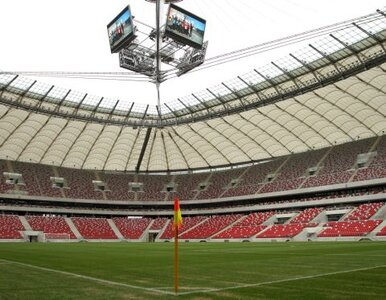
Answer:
[[173, 196, 183, 230]]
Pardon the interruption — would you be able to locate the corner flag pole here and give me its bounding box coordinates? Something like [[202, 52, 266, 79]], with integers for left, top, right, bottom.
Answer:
[[174, 222, 179, 294], [173, 197, 182, 294]]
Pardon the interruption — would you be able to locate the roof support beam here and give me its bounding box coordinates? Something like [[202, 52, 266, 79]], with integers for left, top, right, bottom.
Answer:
[[167, 131, 190, 170], [271, 61, 301, 89], [237, 76, 264, 102], [171, 127, 211, 168], [309, 44, 343, 77], [124, 128, 142, 171], [221, 82, 246, 109], [135, 127, 152, 173], [192, 93, 214, 117], [205, 120, 253, 161], [124, 102, 135, 123], [161, 131, 170, 171], [80, 124, 107, 169], [274, 103, 332, 147], [108, 100, 120, 121], [101, 126, 125, 171], [237, 113, 289, 156], [16, 80, 37, 106], [187, 123, 232, 165], [59, 122, 88, 168], [39, 119, 71, 165], [353, 22, 386, 52], [205, 89, 228, 113], [254, 69, 284, 97], [52, 89, 71, 113], [289, 53, 324, 86], [0, 75, 19, 98], [293, 96, 352, 143], [255, 108, 307, 152], [16, 115, 52, 161], [329, 34, 364, 64]]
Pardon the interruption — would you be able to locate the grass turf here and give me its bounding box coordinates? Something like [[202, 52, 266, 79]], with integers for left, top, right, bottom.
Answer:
[[0, 241, 385, 299]]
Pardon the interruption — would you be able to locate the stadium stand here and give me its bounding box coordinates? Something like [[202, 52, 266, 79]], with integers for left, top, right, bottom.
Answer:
[[318, 220, 382, 237], [179, 214, 243, 239], [174, 173, 209, 200], [376, 225, 386, 236], [303, 138, 375, 188], [213, 211, 274, 239], [26, 216, 77, 239], [256, 223, 315, 238], [353, 136, 386, 181], [0, 215, 25, 239], [150, 218, 168, 230], [137, 174, 170, 201], [60, 168, 103, 200], [259, 149, 327, 193], [289, 208, 323, 224], [102, 173, 136, 201], [71, 217, 117, 239], [112, 217, 151, 239], [344, 202, 384, 221], [160, 215, 207, 239]]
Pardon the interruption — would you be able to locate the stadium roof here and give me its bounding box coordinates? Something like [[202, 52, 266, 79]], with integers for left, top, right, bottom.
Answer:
[[0, 7, 385, 172]]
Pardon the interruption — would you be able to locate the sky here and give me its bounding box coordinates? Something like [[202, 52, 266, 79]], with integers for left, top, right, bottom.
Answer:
[[0, 0, 385, 108]]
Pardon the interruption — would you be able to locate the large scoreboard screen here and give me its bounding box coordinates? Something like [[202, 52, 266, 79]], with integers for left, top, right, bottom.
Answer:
[[107, 6, 136, 53], [165, 4, 206, 49]]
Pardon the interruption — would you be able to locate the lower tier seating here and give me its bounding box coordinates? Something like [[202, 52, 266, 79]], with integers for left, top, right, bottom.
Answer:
[[112, 217, 152, 239], [26, 216, 76, 239], [0, 215, 24, 239], [71, 217, 117, 239], [318, 220, 382, 237]]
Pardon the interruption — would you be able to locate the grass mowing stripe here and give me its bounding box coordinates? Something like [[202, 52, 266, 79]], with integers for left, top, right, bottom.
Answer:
[[0, 258, 174, 296], [177, 264, 386, 296]]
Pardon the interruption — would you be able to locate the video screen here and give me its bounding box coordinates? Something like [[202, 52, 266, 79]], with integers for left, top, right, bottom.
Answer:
[[165, 4, 206, 49], [107, 6, 135, 53]]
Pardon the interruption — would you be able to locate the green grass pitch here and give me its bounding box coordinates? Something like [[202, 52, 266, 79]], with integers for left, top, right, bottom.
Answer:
[[0, 241, 386, 299]]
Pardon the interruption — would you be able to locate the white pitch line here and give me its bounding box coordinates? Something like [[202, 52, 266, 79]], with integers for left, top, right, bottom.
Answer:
[[177, 264, 386, 296], [0, 259, 174, 296]]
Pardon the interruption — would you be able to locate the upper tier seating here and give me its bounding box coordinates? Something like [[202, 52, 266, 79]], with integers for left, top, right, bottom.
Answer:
[[71, 217, 117, 239], [318, 220, 382, 237], [26, 216, 76, 239], [102, 173, 135, 201], [0, 160, 14, 194], [260, 150, 326, 193], [137, 175, 170, 201], [221, 158, 285, 198], [0, 137, 385, 201], [60, 168, 103, 200], [174, 173, 209, 200], [112, 217, 151, 239], [13, 162, 62, 197], [354, 136, 386, 181], [196, 169, 245, 200], [303, 138, 374, 188], [179, 214, 243, 239], [0, 215, 24, 239]]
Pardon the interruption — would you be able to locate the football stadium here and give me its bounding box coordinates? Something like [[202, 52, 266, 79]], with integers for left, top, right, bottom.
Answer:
[[1, 0, 386, 299]]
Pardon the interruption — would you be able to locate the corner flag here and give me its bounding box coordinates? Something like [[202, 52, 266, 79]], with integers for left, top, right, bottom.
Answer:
[[173, 197, 183, 229]]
